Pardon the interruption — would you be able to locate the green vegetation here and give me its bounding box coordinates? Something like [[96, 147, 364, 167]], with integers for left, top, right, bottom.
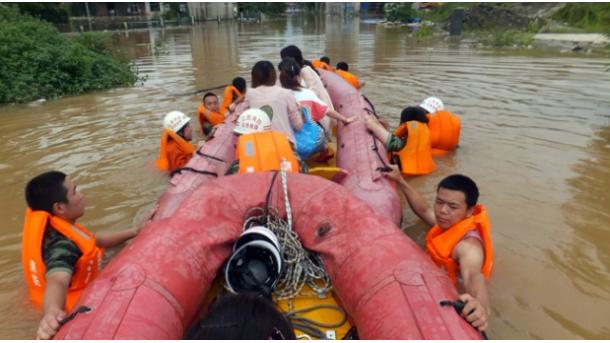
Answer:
[[384, 2, 475, 23], [413, 25, 435, 39], [70, 32, 115, 55], [0, 5, 139, 104], [8, 2, 69, 25], [474, 30, 535, 48], [382, 3, 610, 49], [238, 3, 287, 17], [417, 3, 476, 23], [384, 3, 417, 23], [552, 3, 610, 35]]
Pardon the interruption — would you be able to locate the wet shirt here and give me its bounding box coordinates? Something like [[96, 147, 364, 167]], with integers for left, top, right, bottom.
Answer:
[[42, 224, 82, 277], [385, 134, 407, 152]]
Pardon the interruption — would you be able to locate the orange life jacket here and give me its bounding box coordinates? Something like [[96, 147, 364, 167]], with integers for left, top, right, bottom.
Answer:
[[425, 204, 494, 285], [156, 128, 195, 171], [197, 104, 225, 129], [393, 121, 436, 176], [236, 131, 299, 174], [427, 110, 461, 156], [21, 208, 103, 311], [312, 59, 333, 71], [220, 86, 242, 115], [335, 69, 360, 89]]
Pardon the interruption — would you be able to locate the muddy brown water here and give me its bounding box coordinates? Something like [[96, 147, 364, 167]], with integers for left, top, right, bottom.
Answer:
[[1, 17, 609, 339]]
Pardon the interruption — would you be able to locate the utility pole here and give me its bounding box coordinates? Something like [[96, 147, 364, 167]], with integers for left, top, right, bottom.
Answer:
[[84, 2, 92, 31]]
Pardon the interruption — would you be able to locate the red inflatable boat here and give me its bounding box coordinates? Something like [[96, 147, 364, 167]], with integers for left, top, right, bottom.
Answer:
[[152, 104, 244, 220], [318, 69, 402, 225], [54, 173, 483, 339]]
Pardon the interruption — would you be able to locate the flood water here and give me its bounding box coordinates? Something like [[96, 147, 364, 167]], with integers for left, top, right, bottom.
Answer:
[[1, 16, 609, 339]]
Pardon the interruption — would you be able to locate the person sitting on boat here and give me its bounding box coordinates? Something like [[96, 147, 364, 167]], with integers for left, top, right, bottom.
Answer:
[[23, 171, 143, 339], [419, 96, 461, 156], [225, 107, 307, 175], [312, 56, 333, 71], [243, 60, 303, 145], [280, 46, 336, 134], [364, 106, 436, 176], [184, 293, 296, 340], [156, 110, 195, 173], [383, 166, 493, 332], [197, 92, 225, 135], [220, 77, 247, 115], [335, 62, 365, 90], [278, 57, 356, 160]]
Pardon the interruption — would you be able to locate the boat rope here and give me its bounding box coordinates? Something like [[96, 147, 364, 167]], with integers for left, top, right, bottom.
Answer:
[[440, 300, 489, 340], [195, 149, 225, 162], [362, 105, 392, 173], [370, 132, 392, 173], [169, 167, 218, 178], [286, 304, 347, 339], [58, 305, 90, 326], [362, 95, 379, 118], [280, 159, 292, 232]]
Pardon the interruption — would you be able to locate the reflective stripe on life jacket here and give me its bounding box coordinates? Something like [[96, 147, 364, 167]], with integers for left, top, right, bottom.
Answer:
[[220, 86, 242, 115], [427, 110, 461, 156], [312, 59, 333, 71], [156, 128, 195, 171], [21, 208, 104, 311], [335, 69, 360, 89], [393, 121, 436, 176], [236, 131, 299, 174], [425, 204, 493, 285]]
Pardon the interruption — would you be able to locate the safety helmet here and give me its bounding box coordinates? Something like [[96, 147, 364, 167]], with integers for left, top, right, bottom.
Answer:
[[225, 226, 282, 297], [163, 110, 191, 133], [419, 97, 444, 113], [233, 108, 272, 135]]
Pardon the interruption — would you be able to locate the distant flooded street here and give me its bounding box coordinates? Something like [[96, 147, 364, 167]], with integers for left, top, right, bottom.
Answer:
[[0, 16, 609, 338]]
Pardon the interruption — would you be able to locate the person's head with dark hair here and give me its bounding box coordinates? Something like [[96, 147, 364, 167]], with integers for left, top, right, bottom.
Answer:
[[251, 61, 277, 88], [278, 57, 302, 91], [184, 293, 296, 340], [280, 45, 304, 67], [434, 174, 479, 229], [203, 92, 220, 113], [232, 77, 247, 94], [320, 56, 330, 64], [400, 106, 429, 124], [25, 171, 85, 222], [336, 62, 349, 71]]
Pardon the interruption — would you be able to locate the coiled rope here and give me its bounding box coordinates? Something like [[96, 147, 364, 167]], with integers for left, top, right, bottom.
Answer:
[[241, 162, 332, 300]]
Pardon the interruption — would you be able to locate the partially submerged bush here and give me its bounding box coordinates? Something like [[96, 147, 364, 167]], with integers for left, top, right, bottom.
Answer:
[[0, 5, 139, 104], [384, 3, 418, 23]]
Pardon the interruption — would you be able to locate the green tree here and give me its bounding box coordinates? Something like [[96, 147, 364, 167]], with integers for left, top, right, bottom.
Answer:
[[0, 5, 139, 104], [384, 3, 417, 23], [8, 2, 69, 25], [238, 3, 286, 16]]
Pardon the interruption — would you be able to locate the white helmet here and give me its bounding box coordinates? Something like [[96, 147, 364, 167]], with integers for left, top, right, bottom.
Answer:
[[233, 108, 272, 135], [419, 97, 444, 113], [163, 110, 191, 132], [225, 226, 282, 297]]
